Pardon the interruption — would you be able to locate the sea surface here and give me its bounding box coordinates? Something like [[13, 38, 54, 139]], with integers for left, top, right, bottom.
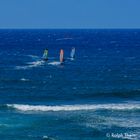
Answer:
[[0, 29, 140, 140]]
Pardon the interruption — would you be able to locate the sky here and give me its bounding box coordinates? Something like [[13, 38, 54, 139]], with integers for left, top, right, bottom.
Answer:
[[0, 0, 140, 29]]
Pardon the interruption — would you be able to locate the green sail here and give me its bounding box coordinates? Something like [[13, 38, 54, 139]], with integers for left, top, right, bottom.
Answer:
[[43, 50, 48, 60]]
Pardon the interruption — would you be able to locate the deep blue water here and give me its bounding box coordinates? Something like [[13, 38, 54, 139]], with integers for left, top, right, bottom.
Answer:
[[0, 29, 140, 140]]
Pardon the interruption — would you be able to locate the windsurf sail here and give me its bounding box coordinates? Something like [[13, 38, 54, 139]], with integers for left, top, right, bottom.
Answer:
[[70, 47, 75, 59], [43, 49, 48, 60], [60, 49, 64, 63]]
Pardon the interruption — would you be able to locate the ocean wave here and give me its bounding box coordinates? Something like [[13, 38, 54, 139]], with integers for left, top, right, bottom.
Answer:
[[67, 57, 75, 61], [43, 136, 56, 140], [20, 78, 29, 81], [27, 60, 44, 65], [73, 90, 140, 99], [15, 66, 28, 70], [15, 60, 44, 69], [0, 124, 10, 127], [56, 37, 73, 41], [5, 103, 140, 112], [26, 55, 39, 59]]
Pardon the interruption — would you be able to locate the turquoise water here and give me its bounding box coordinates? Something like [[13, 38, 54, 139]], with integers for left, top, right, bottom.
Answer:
[[0, 29, 140, 140]]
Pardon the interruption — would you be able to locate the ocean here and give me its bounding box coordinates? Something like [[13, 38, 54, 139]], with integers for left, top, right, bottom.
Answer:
[[0, 29, 140, 140]]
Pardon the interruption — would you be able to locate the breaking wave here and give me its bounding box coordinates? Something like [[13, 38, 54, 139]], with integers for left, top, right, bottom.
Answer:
[[5, 103, 140, 112]]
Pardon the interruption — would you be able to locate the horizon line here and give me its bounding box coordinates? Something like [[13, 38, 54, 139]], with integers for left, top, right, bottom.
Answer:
[[0, 28, 140, 30]]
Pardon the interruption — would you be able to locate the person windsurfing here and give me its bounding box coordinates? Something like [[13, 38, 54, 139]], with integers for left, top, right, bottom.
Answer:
[[43, 49, 48, 61], [60, 49, 64, 64], [70, 47, 75, 60]]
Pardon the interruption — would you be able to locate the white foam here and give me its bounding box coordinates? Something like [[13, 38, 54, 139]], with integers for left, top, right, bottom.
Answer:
[[43, 136, 56, 140], [27, 60, 44, 66], [27, 55, 39, 59], [70, 58, 74, 61], [67, 57, 74, 61], [7, 103, 140, 112], [48, 61, 61, 66], [20, 78, 29, 81], [15, 60, 44, 69]]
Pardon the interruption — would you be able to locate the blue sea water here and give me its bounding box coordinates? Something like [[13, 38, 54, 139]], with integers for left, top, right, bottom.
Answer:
[[0, 29, 140, 140]]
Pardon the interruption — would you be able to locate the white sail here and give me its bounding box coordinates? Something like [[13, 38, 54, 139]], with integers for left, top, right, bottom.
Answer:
[[70, 48, 75, 58]]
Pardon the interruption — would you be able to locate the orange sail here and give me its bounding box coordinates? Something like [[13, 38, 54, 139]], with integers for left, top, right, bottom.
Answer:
[[60, 49, 64, 63]]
